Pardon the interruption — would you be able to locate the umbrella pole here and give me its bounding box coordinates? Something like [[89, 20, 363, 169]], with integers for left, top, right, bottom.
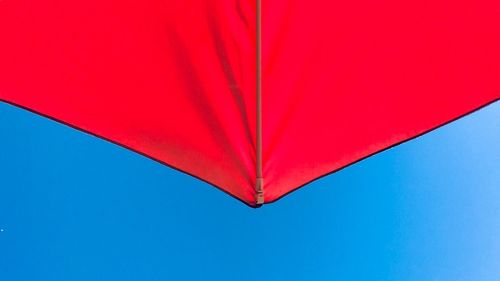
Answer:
[[255, 0, 264, 205]]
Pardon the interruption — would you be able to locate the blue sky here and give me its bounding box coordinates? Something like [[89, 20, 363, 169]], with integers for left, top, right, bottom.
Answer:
[[0, 101, 499, 281]]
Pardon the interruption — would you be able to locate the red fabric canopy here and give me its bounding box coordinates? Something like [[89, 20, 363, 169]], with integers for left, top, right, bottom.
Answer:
[[1, 1, 499, 206]]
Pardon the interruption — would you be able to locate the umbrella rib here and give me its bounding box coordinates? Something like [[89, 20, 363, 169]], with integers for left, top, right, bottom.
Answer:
[[255, 0, 264, 205]]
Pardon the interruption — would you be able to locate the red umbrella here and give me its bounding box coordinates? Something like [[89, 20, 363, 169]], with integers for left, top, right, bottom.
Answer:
[[1, 0, 499, 206]]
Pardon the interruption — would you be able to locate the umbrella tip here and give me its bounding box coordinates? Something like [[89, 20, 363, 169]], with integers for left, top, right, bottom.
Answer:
[[255, 177, 264, 205]]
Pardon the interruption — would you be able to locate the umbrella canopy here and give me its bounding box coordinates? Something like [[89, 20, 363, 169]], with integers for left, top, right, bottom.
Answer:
[[1, 0, 499, 206]]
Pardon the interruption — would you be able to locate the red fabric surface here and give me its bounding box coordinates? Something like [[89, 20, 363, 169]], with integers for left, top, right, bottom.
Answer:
[[261, 1, 500, 202], [1, 1, 499, 206]]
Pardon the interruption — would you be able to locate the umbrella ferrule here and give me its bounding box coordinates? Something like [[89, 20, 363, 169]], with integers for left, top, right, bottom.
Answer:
[[255, 177, 264, 205]]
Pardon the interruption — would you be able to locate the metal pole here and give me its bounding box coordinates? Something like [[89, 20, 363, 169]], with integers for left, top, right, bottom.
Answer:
[[255, 0, 264, 205]]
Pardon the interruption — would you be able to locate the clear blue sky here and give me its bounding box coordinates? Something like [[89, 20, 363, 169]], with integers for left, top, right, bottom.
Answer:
[[0, 101, 499, 281]]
